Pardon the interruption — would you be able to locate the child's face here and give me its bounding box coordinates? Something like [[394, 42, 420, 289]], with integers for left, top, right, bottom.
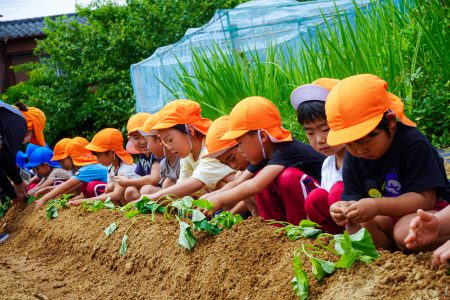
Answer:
[[128, 131, 151, 155], [345, 123, 395, 160], [236, 131, 266, 165], [34, 163, 51, 177], [145, 135, 164, 159], [158, 128, 191, 158], [303, 119, 345, 156], [217, 145, 249, 171], [58, 157, 73, 171], [95, 151, 115, 166]]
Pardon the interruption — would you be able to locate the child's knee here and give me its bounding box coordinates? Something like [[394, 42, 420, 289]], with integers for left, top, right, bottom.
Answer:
[[304, 188, 328, 213], [393, 215, 415, 250]]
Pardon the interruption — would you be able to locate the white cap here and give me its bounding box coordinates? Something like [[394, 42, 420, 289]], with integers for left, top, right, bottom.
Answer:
[[290, 84, 330, 110]]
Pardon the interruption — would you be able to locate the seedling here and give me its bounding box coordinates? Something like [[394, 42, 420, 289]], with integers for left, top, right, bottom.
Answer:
[[271, 220, 323, 240], [0, 196, 12, 218], [81, 197, 115, 213], [45, 194, 73, 219]]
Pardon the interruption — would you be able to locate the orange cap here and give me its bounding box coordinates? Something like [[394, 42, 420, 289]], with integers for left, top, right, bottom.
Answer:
[[139, 111, 161, 136], [221, 96, 292, 142], [311, 78, 341, 90], [85, 128, 133, 164], [65, 137, 98, 167], [51, 138, 72, 161], [203, 116, 237, 158], [151, 99, 211, 135], [325, 74, 416, 146], [127, 112, 152, 134], [21, 107, 46, 147]]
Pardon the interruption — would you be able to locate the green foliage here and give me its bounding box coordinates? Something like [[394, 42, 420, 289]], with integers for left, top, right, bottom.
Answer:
[[169, 0, 450, 147], [282, 225, 380, 299], [1, 0, 246, 144], [178, 221, 197, 251], [45, 194, 73, 219], [104, 222, 118, 237], [272, 220, 323, 240], [81, 198, 115, 213], [0, 196, 12, 218]]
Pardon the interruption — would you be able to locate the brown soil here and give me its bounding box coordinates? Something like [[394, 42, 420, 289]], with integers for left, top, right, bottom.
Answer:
[[0, 204, 448, 300]]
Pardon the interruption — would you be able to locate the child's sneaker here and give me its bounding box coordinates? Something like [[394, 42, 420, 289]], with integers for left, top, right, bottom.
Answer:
[[0, 233, 10, 243]]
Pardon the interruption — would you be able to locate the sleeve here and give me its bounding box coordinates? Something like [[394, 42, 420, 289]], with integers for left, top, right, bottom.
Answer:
[[192, 157, 235, 190], [341, 154, 364, 201], [402, 139, 449, 195], [177, 157, 194, 184], [48, 169, 71, 181]]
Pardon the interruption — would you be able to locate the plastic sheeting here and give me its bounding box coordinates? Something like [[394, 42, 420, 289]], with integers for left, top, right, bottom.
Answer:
[[130, 0, 374, 113]]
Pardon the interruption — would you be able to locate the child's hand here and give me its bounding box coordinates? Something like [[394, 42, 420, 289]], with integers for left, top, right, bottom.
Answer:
[[432, 240, 450, 266], [201, 194, 224, 219], [68, 200, 84, 206], [345, 198, 379, 223], [34, 199, 45, 210], [330, 201, 351, 226], [34, 186, 52, 197], [404, 209, 439, 249], [114, 176, 129, 187]]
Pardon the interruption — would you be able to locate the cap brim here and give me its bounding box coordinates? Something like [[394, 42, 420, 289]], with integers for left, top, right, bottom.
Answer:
[[72, 157, 98, 167], [116, 149, 134, 165], [221, 129, 249, 140], [126, 141, 141, 155], [85, 143, 108, 153], [151, 122, 179, 131], [25, 161, 41, 168], [290, 84, 329, 110], [138, 129, 157, 137], [327, 113, 383, 146], [51, 153, 68, 161], [203, 146, 233, 159]]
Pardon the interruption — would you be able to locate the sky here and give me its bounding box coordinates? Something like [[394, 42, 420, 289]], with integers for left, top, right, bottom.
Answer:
[[0, 0, 94, 21]]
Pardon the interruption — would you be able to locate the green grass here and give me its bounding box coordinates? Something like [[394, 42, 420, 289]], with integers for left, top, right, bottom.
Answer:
[[166, 0, 450, 146]]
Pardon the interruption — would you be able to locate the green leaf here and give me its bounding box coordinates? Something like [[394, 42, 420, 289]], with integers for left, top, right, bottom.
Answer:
[[310, 257, 336, 282], [349, 228, 380, 260], [192, 199, 214, 210], [292, 255, 309, 300], [104, 222, 118, 237], [27, 195, 36, 205], [103, 198, 115, 209], [119, 234, 128, 256], [45, 203, 58, 219], [335, 232, 358, 268], [124, 210, 140, 219], [299, 219, 319, 228], [178, 221, 196, 250]]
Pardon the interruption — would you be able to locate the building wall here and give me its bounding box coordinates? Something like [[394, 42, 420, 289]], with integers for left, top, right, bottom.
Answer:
[[0, 35, 43, 93]]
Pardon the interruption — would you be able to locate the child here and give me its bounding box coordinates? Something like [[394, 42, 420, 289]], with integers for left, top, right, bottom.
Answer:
[[203, 96, 325, 225], [116, 113, 162, 202], [26, 147, 71, 196], [82, 128, 138, 205], [51, 138, 73, 172], [203, 115, 255, 215], [140, 99, 235, 201], [35, 137, 108, 207], [138, 112, 179, 194], [327, 74, 449, 250], [405, 207, 450, 265], [290, 79, 345, 233], [15, 102, 47, 147]]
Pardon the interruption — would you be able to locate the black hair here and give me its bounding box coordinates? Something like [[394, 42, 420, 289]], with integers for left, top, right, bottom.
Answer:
[[376, 111, 390, 135], [15, 102, 28, 112], [172, 124, 189, 134], [296, 101, 327, 125]]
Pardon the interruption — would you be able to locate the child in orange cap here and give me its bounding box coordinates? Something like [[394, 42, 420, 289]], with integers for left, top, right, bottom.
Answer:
[[203, 96, 325, 225], [290, 79, 345, 233], [203, 115, 256, 215], [51, 138, 73, 171], [73, 128, 139, 205], [35, 137, 108, 208], [326, 74, 449, 250], [138, 99, 235, 201], [117, 112, 163, 203], [15, 102, 47, 147]]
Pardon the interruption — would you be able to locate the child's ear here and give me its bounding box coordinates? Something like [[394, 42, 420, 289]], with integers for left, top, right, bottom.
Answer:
[[386, 112, 397, 133], [259, 130, 269, 143], [187, 125, 196, 136], [43, 162, 50, 168]]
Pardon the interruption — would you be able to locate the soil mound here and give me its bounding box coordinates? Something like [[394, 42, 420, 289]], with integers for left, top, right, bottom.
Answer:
[[0, 204, 448, 299]]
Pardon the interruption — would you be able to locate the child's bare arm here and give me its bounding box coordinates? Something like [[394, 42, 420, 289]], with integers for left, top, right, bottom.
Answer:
[[35, 178, 81, 208], [345, 189, 436, 223], [143, 177, 205, 201], [115, 163, 160, 188]]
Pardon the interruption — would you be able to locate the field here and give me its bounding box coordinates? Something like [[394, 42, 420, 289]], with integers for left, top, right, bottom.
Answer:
[[0, 203, 448, 300]]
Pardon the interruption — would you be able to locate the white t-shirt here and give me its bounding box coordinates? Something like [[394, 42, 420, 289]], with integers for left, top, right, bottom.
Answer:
[[177, 138, 235, 192], [107, 161, 139, 183], [320, 155, 343, 192]]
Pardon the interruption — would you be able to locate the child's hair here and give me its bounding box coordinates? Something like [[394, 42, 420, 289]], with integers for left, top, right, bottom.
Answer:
[[173, 124, 189, 134], [296, 101, 326, 125], [15, 102, 28, 112], [376, 111, 390, 135]]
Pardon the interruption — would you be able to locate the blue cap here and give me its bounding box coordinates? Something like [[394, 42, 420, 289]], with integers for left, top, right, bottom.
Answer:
[[25, 142, 50, 157], [16, 151, 28, 169], [25, 147, 61, 169]]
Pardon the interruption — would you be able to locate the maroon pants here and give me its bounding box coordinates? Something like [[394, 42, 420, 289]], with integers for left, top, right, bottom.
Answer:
[[256, 167, 320, 225], [80, 181, 106, 198], [304, 181, 344, 234]]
